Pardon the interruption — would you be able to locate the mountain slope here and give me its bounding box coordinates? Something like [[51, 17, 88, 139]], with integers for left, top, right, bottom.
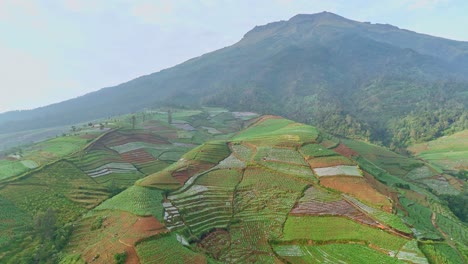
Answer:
[[1, 12, 467, 147]]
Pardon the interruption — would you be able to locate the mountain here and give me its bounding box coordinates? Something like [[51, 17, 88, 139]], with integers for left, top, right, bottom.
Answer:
[[1, 12, 467, 147]]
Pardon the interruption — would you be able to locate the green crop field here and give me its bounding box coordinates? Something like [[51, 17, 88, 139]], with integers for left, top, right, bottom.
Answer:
[[274, 243, 404, 263], [343, 139, 423, 177], [408, 130, 468, 171], [136, 233, 208, 263], [399, 197, 442, 240], [419, 242, 465, 264], [25, 136, 89, 164], [282, 216, 408, 252], [0, 160, 29, 180], [300, 143, 338, 158], [91, 185, 165, 221]]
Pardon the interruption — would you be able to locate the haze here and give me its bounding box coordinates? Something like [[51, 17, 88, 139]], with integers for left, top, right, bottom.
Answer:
[[1, 0, 467, 113]]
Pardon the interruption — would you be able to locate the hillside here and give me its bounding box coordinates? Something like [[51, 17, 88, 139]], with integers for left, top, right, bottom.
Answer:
[[65, 115, 468, 263], [0, 12, 467, 147], [1, 110, 465, 263]]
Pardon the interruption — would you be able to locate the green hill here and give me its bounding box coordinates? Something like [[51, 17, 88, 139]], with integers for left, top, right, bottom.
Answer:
[[55, 115, 467, 263]]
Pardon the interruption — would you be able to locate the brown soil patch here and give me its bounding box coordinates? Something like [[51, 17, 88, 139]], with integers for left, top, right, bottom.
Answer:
[[172, 162, 214, 185], [80, 134, 98, 140], [69, 211, 167, 264], [320, 176, 391, 209], [198, 229, 231, 259], [121, 149, 156, 164], [307, 156, 354, 168], [333, 143, 358, 158]]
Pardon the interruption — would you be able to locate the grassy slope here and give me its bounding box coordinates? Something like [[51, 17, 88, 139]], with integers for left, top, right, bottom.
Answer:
[[408, 130, 468, 171]]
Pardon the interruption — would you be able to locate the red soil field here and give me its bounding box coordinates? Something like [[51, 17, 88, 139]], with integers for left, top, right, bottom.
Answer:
[[121, 149, 156, 164], [172, 162, 214, 185], [333, 143, 358, 158], [320, 176, 391, 210], [77, 212, 167, 264]]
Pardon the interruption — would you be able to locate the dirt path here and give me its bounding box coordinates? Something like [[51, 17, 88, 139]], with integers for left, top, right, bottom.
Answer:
[[118, 239, 140, 264], [431, 212, 466, 264]]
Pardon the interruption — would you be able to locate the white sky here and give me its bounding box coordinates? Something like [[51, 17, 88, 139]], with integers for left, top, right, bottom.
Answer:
[[0, 0, 467, 113]]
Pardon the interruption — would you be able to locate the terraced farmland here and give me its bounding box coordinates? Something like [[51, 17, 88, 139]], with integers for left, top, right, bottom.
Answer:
[[282, 216, 409, 253], [65, 210, 167, 263], [1, 112, 466, 263], [273, 244, 404, 264]]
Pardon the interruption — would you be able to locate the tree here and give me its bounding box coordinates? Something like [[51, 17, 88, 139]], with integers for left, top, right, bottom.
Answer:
[[34, 208, 57, 242], [131, 115, 136, 129], [168, 109, 172, 124]]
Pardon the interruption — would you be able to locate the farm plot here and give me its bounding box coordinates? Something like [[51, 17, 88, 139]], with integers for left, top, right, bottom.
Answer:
[[182, 141, 231, 164], [91, 185, 165, 221], [233, 167, 306, 238], [282, 216, 408, 253], [20, 160, 38, 169], [398, 197, 442, 240], [136, 233, 208, 264], [99, 130, 168, 147], [120, 149, 156, 164], [197, 229, 231, 260], [0, 196, 31, 247], [419, 242, 465, 264], [408, 130, 468, 171], [215, 154, 246, 170], [168, 176, 238, 238], [230, 143, 255, 162], [135, 159, 171, 175], [343, 195, 411, 233], [259, 161, 316, 182], [405, 166, 436, 181], [396, 240, 429, 264], [110, 142, 172, 154], [69, 149, 124, 171], [219, 221, 282, 263], [342, 139, 423, 177], [313, 165, 362, 177], [273, 243, 404, 264], [0, 160, 29, 180], [320, 176, 392, 209], [300, 144, 338, 158], [290, 186, 378, 227], [233, 117, 318, 147], [307, 155, 355, 168], [85, 162, 137, 177], [66, 210, 167, 264], [254, 146, 308, 165], [24, 135, 89, 164], [417, 176, 460, 195], [435, 213, 468, 247], [0, 161, 107, 224]]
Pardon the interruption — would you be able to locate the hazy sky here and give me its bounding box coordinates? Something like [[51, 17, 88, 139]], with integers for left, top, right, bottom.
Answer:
[[1, 0, 467, 113]]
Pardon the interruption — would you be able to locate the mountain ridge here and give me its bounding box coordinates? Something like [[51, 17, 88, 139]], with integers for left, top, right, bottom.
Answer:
[[0, 12, 467, 147]]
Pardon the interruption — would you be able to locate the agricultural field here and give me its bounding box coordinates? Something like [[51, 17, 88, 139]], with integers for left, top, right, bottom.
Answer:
[[408, 130, 468, 171], [136, 233, 209, 264], [1, 112, 466, 263], [342, 139, 423, 177], [91, 185, 165, 221], [282, 216, 409, 253], [65, 210, 167, 263], [273, 243, 404, 264]]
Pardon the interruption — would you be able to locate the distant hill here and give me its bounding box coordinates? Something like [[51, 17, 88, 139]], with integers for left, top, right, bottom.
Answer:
[[1, 12, 467, 147]]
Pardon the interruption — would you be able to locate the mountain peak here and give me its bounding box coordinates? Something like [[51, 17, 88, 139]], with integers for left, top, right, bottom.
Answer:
[[288, 11, 349, 23]]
